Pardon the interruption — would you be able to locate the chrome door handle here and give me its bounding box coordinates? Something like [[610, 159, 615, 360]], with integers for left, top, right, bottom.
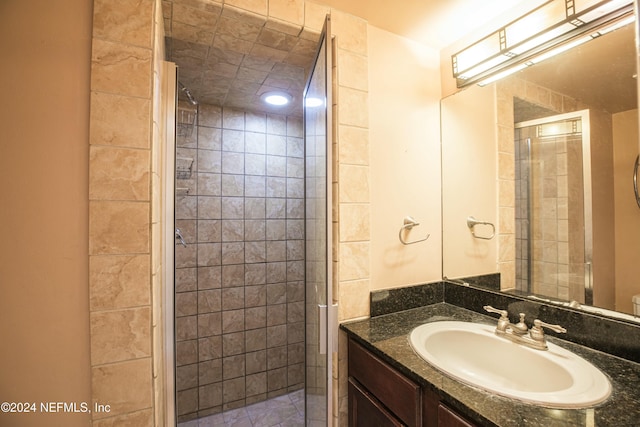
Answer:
[[175, 228, 187, 247]]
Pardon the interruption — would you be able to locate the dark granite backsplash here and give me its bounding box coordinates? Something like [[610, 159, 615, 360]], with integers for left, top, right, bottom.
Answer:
[[370, 280, 640, 364], [370, 282, 444, 317], [444, 272, 501, 290]]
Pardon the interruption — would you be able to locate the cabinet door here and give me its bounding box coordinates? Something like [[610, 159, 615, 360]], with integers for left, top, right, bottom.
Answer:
[[349, 378, 404, 427], [437, 404, 477, 427], [349, 339, 421, 426]]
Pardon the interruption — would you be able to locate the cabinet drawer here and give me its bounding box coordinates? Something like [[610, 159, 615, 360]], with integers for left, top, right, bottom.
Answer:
[[348, 338, 421, 427], [349, 378, 404, 427], [438, 403, 477, 427]]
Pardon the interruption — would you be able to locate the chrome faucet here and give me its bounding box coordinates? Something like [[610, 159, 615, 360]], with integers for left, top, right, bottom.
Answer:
[[483, 305, 567, 350]]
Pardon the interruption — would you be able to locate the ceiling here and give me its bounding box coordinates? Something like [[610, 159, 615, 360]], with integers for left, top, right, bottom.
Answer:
[[164, 0, 320, 116], [517, 23, 637, 114], [164, 0, 539, 115], [164, 0, 637, 117], [313, 0, 534, 49]]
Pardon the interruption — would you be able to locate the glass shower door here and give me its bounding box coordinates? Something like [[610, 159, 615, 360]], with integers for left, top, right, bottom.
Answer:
[[304, 16, 333, 427]]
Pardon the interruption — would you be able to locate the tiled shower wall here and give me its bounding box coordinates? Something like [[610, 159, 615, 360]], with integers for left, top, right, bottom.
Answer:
[[174, 104, 305, 421]]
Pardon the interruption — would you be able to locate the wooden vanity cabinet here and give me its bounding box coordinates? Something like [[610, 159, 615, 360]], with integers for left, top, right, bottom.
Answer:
[[348, 338, 478, 427]]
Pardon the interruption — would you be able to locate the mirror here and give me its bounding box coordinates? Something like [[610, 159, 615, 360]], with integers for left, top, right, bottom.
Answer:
[[442, 18, 640, 321]]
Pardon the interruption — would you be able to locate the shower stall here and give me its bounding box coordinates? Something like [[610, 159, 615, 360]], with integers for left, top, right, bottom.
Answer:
[[173, 99, 307, 423], [164, 1, 335, 421]]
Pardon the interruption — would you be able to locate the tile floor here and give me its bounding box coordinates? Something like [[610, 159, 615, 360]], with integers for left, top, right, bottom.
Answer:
[[178, 390, 304, 427]]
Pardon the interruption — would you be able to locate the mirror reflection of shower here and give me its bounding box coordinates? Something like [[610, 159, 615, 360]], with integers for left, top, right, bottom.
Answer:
[[514, 110, 593, 305]]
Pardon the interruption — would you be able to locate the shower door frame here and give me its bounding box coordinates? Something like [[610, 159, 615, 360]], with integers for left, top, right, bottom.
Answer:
[[161, 61, 178, 425], [515, 109, 593, 304], [303, 14, 336, 427]]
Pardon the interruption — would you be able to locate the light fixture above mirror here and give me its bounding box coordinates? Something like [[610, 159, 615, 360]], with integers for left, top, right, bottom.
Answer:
[[452, 0, 635, 87]]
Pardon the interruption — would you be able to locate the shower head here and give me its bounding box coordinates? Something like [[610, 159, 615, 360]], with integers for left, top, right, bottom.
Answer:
[[179, 82, 198, 106]]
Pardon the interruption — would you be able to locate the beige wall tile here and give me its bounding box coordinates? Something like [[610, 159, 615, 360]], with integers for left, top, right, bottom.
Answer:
[[525, 81, 551, 107], [338, 125, 368, 166], [89, 201, 150, 254], [337, 50, 367, 92], [92, 409, 153, 427], [304, 1, 330, 32], [268, 0, 304, 26], [562, 95, 578, 113], [91, 39, 152, 98], [90, 92, 151, 149], [339, 203, 369, 242], [338, 86, 368, 128], [338, 279, 369, 320], [93, 0, 154, 48], [330, 10, 367, 55], [549, 91, 563, 112], [220, 3, 266, 27], [90, 146, 150, 201], [498, 152, 515, 180], [499, 206, 515, 235], [499, 179, 515, 208], [498, 233, 515, 263], [224, 0, 267, 16], [496, 96, 514, 126], [497, 124, 514, 154], [172, 2, 221, 30], [90, 255, 151, 311], [91, 308, 151, 365], [499, 260, 516, 289], [338, 242, 369, 282], [338, 164, 369, 203], [91, 358, 153, 419]]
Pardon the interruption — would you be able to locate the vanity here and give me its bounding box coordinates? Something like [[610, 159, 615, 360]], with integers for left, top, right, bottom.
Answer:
[[341, 281, 640, 426]]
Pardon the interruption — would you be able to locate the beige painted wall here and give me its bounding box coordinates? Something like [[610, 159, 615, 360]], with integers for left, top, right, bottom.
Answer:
[[369, 26, 442, 289], [0, 1, 92, 426], [613, 109, 640, 314], [590, 109, 616, 309]]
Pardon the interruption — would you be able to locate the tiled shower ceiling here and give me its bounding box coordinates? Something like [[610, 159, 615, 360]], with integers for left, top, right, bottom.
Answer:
[[163, 0, 321, 116]]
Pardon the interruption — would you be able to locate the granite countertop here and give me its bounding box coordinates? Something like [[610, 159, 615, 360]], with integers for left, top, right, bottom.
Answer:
[[341, 302, 640, 427]]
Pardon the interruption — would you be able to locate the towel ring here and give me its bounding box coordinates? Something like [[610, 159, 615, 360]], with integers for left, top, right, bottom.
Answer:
[[467, 216, 495, 240], [399, 216, 430, 245]]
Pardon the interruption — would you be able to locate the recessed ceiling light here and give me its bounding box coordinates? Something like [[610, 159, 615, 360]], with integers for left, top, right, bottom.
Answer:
[[262, 91, 292, 106]]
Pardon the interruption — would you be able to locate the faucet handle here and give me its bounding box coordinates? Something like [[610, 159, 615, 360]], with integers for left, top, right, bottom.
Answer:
[[529, 319, 567, 347], [484, 305, 510, 332], [532, 319, 567, 334], [483, 305, 508, 319]]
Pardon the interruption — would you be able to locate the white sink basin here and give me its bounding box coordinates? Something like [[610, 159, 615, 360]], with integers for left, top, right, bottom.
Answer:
[[409, 321, 611, 408]]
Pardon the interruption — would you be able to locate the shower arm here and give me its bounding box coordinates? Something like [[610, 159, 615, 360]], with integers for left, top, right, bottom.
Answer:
[[178, 82, 198, 106]]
